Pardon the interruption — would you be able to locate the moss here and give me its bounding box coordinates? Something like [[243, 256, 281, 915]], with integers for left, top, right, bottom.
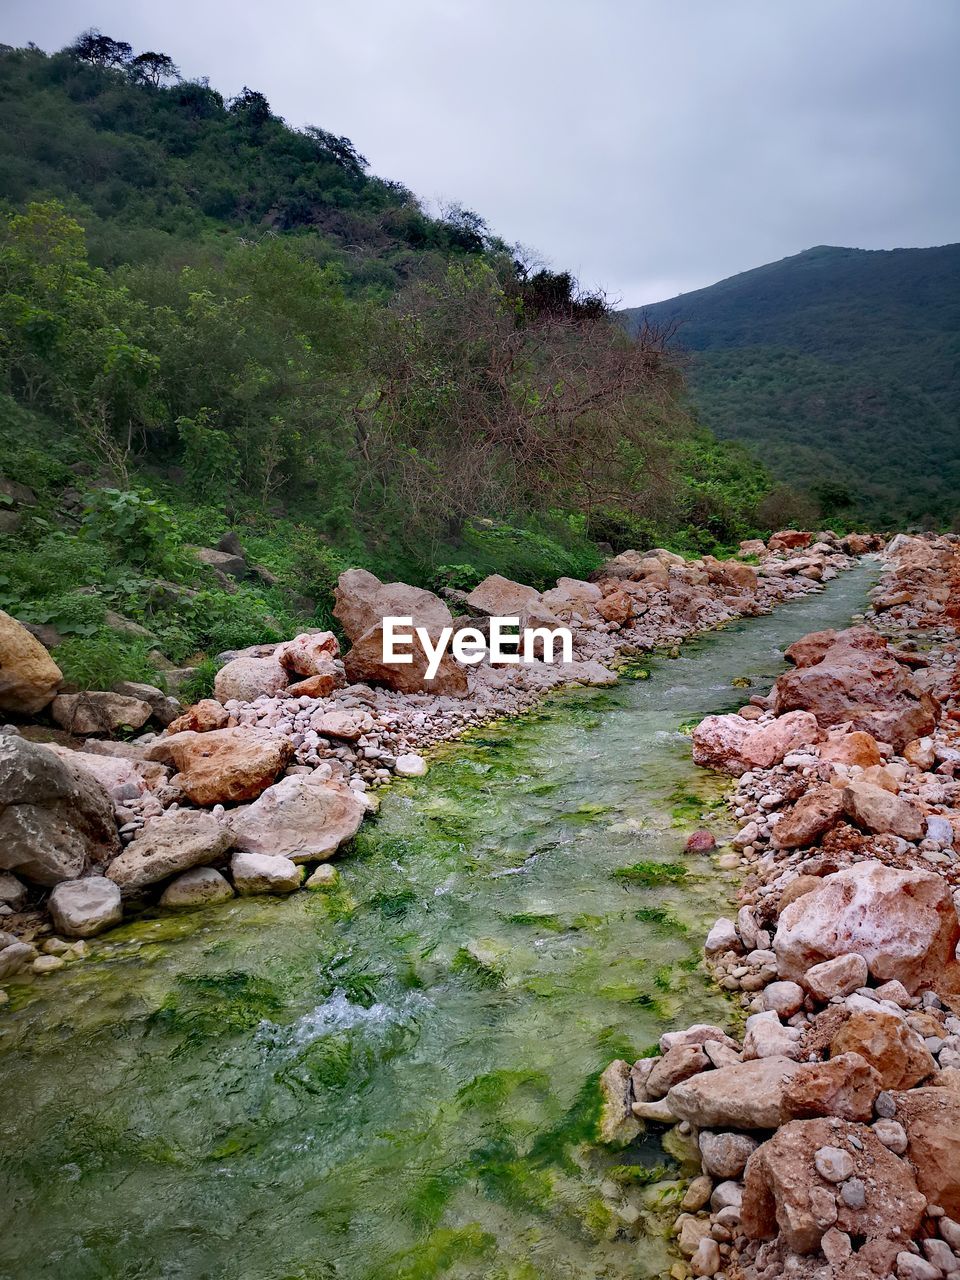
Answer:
[[388, 1224, 496, 1280], [634, 907, 688, 935], [612, 861, 688, 887], [149, 970, 286, 1046], [468, 1136, 555, 1214]]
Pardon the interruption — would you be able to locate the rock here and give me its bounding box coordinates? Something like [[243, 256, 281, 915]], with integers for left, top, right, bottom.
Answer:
[[820, 730, 882, 768], [311, 710, 366, 742], [51, 691, 152, 736], [464, 574, 541, 620], [146, 728, 293, 806], [334, 568, 453, 643], [343, 623, 468, 698], [33, 953, 65, 975], [0, 941, 38, 978], [213, 655, 288, 703], [166, 699, 230, 734], [831, 1009, 936, 1090], [684, 829, 717, 853], [904, 737, 937, 769], [284, 666, 345, 698], [762, 981, 805, 1017], [773, 861, 960, 994], [646, 1045, 710, 1098], [769, 530, 813, 551], [159, 866, 234, 909], [0, 871, 27, 909], [896, 1255, 941, 1280], [598, 1059, 641, 1144], [742, 1117, 925, 1253], [872, 1118, 908, 1154], [39, 744, 147, 800], [228, 773, 366, 863], [705, 917, 740, 955], [778, 874, 823, 911], [782, 1053, 882, 1123], [699, 1130, 758, 1178], [595, 590, 633, 624], [394, 752, 427, 777], [676, 1215, 713, 1258], [803, 952, 869, 1001], [666, 1056, 804, 1130], [631, 1097, 676, 1122], [196, 546, 247, 578], [107, 810, 233, 894], [680, 1174, 713, 1212], [112, 681, 181, 727], [304, 864, 338, 890], [541, 577, 602, 616], [660, 1024, 740, 1054], [689, 1236, 720, 1277], [231, 851, 302, 895], [48, 877, 122, 937], [691, 710, 820, 776], [842, 779, 924, 840], [771, 635, 938, 751], [891, 1086, 960, 1216], [814, 1145, 855, 1182], [0, 735, 119, 885], [276, 631, 340, 677], [771, 787, 845, 850], [0, 609, 62, 714], [743, 1011, 801, 1060]]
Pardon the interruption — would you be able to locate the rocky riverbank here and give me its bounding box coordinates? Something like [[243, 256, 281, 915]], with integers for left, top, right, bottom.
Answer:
[[0, 532, 866, 992], [599, 532, 960, 1280]]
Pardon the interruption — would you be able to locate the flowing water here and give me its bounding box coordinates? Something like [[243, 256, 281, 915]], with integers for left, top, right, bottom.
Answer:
[[0, 563, 879, 1280]]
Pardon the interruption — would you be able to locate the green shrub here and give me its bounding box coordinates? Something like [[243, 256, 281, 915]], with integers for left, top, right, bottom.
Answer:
[[53, 632, 160, 690], [178, 656, 219, 703], [81, 488, 180, 570]]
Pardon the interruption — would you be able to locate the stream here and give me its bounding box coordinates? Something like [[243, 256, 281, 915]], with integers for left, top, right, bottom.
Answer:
[[0, 562, 879, 1280]]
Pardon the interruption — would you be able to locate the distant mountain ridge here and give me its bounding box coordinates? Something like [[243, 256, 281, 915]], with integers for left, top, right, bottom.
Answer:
[[623, 243, 960, 526]]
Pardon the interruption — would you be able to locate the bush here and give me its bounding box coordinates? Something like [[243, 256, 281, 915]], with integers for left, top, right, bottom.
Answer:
[[53, 631, 161, 690], [81, 488, 181, 569]]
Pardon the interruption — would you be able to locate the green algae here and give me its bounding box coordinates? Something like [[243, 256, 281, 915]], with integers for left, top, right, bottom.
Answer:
[[612, 861, 688, 886]]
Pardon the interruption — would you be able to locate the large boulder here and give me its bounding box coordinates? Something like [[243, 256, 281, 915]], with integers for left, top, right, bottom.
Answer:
[[768, 530, 812, 551], [742, 1117, 925, 1254], [540, 577, 602, 617], [781, 1052, 882, 1123], [784, 626, 885, 669], [166, 699, 230, 734], [666, 1056, 805, 1130], [892, 1087, 960, 1217], [830, 1009, 935, 1090], [48, 876, 123, 937], [691, 710, 819, 776], [112, 681, 182, 728], [145, 728, 292, 806], [106, 810, 233, 894], [228, 773, 366, 863], [0, 735, 119, 885], [771, 632, 938, 751], [841, 779, 924, 840], [39, 744, 147, 801], [773, 861, 960, 994], [333, 568, 452, 643], [0, 610, 62, 714], [343, 623, 468, 697], [51, 691, 153, 736], [213, 655, 289, 703]]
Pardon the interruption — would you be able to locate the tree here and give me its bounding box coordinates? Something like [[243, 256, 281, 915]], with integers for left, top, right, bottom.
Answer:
[[68, 29, 132, 68], [303, 126, 368, 176], [129, 51, 180, 86], [229, 87, 272, 127]]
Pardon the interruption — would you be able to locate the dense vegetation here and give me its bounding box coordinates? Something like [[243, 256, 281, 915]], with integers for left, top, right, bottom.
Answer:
[[0, 33, 781, 692], [624, 244, 960, 527]]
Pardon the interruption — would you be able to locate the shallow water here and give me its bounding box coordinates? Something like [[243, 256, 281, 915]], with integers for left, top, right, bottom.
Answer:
[[0, 564, 879, 1280]]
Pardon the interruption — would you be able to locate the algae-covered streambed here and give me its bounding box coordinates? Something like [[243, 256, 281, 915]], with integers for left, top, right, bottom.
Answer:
[[0, 564, 879, 1280]]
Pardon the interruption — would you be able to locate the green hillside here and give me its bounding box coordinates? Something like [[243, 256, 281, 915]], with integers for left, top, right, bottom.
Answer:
[[624, 244, 960, 526]]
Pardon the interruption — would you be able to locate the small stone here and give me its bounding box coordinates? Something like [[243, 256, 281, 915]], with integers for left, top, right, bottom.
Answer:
[[814, 1145, 855, 1182], [699, 1130, 758, 1179], [821, 1227, 852, 1263], [689, 1236, 720, 1276], [32, 953, 65, 974], [895, 1253, 942, 1280], [875, 1091, 897, 1118], [681, 1174, 713, 1212], [305, 864, 339, 889], [804, 953, 869, 1001], [922, 1239, 958, 1273], [872, 1118, 908, 1153], [394, 752, 427, 777], [159, 867, 234, 909], [808, 1184, 838, 1228], [231, 852, 303, 895], [48, 877, 123, 938], [839, 1177, 865, 1208], [685, 829, 717, 854], [762, 981, 805, 1017]]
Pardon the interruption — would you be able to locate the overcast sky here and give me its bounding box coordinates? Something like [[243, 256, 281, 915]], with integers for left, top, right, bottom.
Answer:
[[3, 0, 958, 305]]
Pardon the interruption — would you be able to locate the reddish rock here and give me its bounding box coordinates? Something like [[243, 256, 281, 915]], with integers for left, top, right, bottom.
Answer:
[[276, 630, 340, 676], [892, 1086, 960, 1217], [771, 634, 939, 751], [684, 829, 717, 853], [228, 773, 366, 862], [0, 609, 62, 714], [769, 530, 813, 551], [781, 1052, 882, 1122], [771, 787, 845, 850], [773, 861, 960, 994], [213, 654, 289, 703], [830, 1009, 935, 1090], [595, 590, 634, 624], [284, 667, 345, 698], [645, 1044, 709, 1099], [842, 779, 924, 840], [742, 1117, 924, 1254], [166, 699, 230, 734], [819, 730, 882, 768], [333, 568, 452, 643], [145, 728, 292, 806], [667, 1056, 804, 1130], [343, 623, 468, 697], [803, 952, 868, 1001], [691, 710, 820, 776]]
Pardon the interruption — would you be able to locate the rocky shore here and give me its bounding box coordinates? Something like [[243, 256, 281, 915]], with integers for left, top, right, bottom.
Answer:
[[599, 532, 960, 1280], [0, 531, 864, 992]]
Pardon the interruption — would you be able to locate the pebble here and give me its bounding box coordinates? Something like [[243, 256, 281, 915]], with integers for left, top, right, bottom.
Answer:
[[814, 1146, 855, 1183]]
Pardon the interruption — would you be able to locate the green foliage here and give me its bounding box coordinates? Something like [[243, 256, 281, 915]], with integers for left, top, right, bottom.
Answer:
[[176, 411, 239, 502], [81, 488, 179, 567], [626, 244, 960, 527], [54, 632, 160, 690]]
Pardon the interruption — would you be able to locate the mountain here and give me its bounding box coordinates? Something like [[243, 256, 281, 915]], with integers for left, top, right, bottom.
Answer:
[[623, 244, 960, 526]]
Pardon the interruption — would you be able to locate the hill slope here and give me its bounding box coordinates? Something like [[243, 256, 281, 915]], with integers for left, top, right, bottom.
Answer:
[[624, 244, 960, 526]]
